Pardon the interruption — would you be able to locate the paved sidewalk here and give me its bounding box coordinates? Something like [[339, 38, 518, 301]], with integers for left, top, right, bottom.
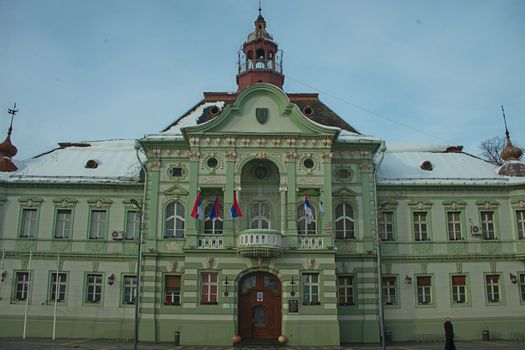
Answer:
[[0, 338, 524, 350]]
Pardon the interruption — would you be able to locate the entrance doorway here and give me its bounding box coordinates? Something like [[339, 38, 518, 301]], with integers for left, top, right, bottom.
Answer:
[[238, 272, 281, 340]]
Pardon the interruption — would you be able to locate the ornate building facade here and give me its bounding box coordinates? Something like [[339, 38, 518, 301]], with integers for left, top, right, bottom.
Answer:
[[0, 10, 524, 346]]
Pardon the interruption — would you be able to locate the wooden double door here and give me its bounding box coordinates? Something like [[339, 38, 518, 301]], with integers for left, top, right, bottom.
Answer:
[[238, 272, 281, 340]]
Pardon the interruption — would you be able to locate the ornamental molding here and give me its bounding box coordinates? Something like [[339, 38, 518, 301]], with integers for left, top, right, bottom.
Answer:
[[255, 152, 271, 159], [321, 152, 333, 161], [285, 152, 299, 162], [408, 200, 433, 210], [149, 161, 162, 171], [510, 199, 525, 209], [475, 200, 499, 209], [87, 199, 113, 209], [442, 201, 466, 210], [225, 151, 237, 161], [378, 201, 399, 211], [52, 198, 78, 208], [19, 197, 44, 207], [200, 152, 224, 171], [198, 176, 226, 185], [167, 163, 188, 180], [297, 176, 323, 185], [189, 151, 200, 161]]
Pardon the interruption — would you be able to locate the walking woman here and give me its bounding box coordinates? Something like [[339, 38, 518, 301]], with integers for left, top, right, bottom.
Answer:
[[444, 317, 456, 350]]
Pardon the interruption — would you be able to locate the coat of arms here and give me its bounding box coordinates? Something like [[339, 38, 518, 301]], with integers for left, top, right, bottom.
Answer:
[[256, 108, 268, 124]]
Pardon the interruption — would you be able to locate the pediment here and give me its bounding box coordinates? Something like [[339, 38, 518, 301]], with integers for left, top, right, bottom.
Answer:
[[182, 84, 339, 138], [163, 184, 189, 196], [332, 187, 358, 197]]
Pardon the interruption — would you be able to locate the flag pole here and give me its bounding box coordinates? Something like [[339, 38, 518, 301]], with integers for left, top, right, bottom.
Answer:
[[52, 252, 60, 340], [23, 251, 32, 339]]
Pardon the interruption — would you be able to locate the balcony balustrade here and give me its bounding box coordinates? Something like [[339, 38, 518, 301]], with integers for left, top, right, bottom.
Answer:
[[238, 229, 283, 258], [297, 236, 324, 249], [197, 235, 223, 249]]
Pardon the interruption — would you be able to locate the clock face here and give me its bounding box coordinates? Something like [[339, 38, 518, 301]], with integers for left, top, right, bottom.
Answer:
[[255, 166, 267, 179]]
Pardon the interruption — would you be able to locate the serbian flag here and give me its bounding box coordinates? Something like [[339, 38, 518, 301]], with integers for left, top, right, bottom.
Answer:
[[304, 195, 314, 224], [230, 191, 243, 218], [208, 193, 220, 220], [191, 192, 203, 219]]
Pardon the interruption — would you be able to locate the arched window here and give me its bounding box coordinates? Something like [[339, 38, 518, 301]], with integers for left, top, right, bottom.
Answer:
[[250, 201, 270, 229], [297, 204, 316, 234], [204, 203, 223, 234], [165, 202, 185, 238], [335, 203, 354, 239]]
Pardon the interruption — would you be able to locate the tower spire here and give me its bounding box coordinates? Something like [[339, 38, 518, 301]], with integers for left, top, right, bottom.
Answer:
[[499, 105, 522, 162]]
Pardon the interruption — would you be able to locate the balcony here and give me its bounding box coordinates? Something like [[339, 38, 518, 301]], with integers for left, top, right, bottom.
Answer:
[[238, 229, 283, 258]]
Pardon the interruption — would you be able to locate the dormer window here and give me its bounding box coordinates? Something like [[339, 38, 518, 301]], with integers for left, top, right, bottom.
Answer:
[[420, 161, 433, 171], [85, 159, 98, 169]]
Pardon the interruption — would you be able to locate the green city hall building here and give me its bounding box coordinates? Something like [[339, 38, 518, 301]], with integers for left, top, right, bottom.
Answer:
[[0, 9, 524, 346]]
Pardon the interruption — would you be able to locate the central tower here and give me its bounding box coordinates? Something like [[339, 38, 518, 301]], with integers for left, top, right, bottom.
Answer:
[[236, 8, 284, 91]]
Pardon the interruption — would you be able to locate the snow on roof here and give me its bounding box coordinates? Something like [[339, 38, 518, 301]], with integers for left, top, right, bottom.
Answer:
[[377, 145, 525, 185], [1, 139, 144, 184], [144, 101, 225, 140], [337, 130, 382, 143]]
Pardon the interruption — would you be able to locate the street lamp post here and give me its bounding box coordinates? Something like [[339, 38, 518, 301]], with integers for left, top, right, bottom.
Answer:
[[130, 199, 143, 350]]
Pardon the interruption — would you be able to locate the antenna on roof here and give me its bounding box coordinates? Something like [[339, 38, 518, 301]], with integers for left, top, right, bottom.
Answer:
[[501, 105, 509, 139]]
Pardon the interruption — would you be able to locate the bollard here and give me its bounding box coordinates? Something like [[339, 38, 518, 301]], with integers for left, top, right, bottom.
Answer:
[[384, 329, 392, 344], [174, 330, 181, 345], [482, 329, 490, 341]]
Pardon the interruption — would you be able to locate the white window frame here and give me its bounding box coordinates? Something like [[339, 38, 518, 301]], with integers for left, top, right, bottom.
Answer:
[[20, 208, 38, 238], [382, 276, 397, 305], [337, 275, 354, 305], [86, 273, 102, 303], [165, 201, 185, 238], [302, 273, 320, 305], [54, 209, 72, 239], [89, 210, 106, 240], [480, 210, 495, 240], [378, 211, 394, 241], [249, 201, 271, 229], [335, 203, 354, 239], [123, 275, 137, 305], [416, 276, 432, 305], [485, 274, 500, 303], [200, 272, 218, 304], [50, 272, 67, 302], [451, 275, 466, 304], [413, 212, 428, 241], [447, 211, 462, 240]]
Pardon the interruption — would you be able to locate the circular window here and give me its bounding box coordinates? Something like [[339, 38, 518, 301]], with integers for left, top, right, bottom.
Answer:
[[303, 106, 313, 116], [255, 166, 267, 179], [207, 157, 218, 168], [210, 106, 220, 115], [303, 158, 314, 169]]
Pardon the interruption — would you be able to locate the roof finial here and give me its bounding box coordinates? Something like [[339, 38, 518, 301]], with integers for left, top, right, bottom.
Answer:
[[501, 105, 510, 139], [7, 102, 18, 135], [258, 0, 262, 16]]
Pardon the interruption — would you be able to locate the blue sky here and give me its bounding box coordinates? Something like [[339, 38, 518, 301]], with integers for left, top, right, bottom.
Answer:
[[1, 0, 524, 160]]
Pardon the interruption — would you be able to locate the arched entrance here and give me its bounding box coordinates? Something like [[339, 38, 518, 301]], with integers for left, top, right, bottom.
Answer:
[[238, 272, 281, 340]]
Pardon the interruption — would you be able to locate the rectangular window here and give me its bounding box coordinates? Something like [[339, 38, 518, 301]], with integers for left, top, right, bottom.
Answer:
[[20, 209, 38, 238], [413, 212, 428, 241], [480, 211, 495, 240], [337, 276, 354, 305], [200, 272, 217, 304], [50, 272, 67, 302], [516, 210, 525, 239], [55, 209, 72, 239], [378, 212, 394, 241], [302, 273, 320, 305], [123, 275, 137, 304], [86, 274, 102, 303], [125, 211, 140, 240], [382, 276, 397, 305], [451, 275, 466, 304], [165, 275, 181, 305], [519, 273, 525, 301], [15, 272, 30, 301], [485, 274, 500, 303], [417, 276, 432, 305], [447, 211, 462, 240], [89, 210, 106, 240]]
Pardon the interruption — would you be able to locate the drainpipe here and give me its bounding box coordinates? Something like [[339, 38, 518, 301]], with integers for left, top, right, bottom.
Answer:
[[373, 141, 386, 349]]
